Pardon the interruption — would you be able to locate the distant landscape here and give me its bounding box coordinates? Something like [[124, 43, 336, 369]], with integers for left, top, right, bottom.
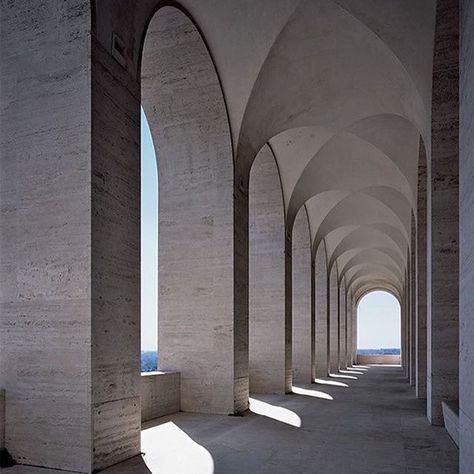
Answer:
[[141, 351, 158, 372], [357, 348, 400, 355]]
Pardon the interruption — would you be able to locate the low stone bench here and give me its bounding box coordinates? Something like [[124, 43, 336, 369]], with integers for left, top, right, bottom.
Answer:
[[442, 400, 459, 447]]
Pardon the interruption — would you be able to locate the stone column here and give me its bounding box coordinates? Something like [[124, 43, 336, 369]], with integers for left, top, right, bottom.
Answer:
[[292, 206, 312, 384], [346, 289, 353, 367], [417, 142, 428, 399], [427, 0, 459, 426], [328, 264, 339, 373], [460, 0, 474, 470], [249, 146, 287, 394], [401, 279, 408, 378], [352, 299, 358, 364], [338, 278, 347, 369], [1, 2, 143, 471], [315, 242, 329, 377], [410, 230, 417, 388]]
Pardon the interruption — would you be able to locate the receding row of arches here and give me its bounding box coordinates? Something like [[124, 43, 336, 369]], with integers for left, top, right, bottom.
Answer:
[[138, 6, 408, 417]]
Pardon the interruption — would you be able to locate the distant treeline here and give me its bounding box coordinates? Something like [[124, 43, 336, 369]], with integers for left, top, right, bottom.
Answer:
[[357, 348, 400, 355], [141, 351, 158, 372]]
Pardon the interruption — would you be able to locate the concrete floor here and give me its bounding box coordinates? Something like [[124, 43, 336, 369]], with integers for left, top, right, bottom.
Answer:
[[6, 366, 458, 474]]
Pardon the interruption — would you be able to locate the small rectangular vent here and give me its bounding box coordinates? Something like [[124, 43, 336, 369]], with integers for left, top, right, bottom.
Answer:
[[111, 32, 126, 67]]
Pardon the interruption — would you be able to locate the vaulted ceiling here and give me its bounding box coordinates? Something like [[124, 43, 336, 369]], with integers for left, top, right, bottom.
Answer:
[[95, 0, 437, 301]]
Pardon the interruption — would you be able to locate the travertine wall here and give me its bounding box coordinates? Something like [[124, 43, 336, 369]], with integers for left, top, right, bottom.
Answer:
[[460, 0, 474, 470], [249, 146, 286, 393], [346, 290, 353, 367], [328, 265, 339, 373], [315, 242, 329, 377], [0, 389, 4, 451], [141, 8, 236, 414], [292, 206, 312, 384], [0, 2, 93, 471], [338, 278, 347, 369], [427, 0, 459, 426], [91, 35, 141, 471], [417, 142, 428, 400], [141, 372, 180, 422]]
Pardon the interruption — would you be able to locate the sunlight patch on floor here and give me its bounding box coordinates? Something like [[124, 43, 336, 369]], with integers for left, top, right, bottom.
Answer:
[[292, 386, 333, 400], [141, 421, 214, 474], [249, 397, 302, 427], [315, 377, 349, 388]]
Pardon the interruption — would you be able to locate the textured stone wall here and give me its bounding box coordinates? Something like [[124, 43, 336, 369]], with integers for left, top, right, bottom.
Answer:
[[352, 300, 358, 364], [315, 242, 329, 377], [292, 206, 312, 384], [249, 146, 286, 393], [141, 7, 236, 414], [0, 389, 4, 451], [91, 36, 141, 471], [141, 372, 180, 422], [417, 142, 428, 399], [0, 2, 93, 471], [357, 355, 401, 365], [328, 265, 339, 373], [410, 227, 417, 388], [460, 0, 474, 470], [427, 0, 459, 426], [338, 278, 347, 369], [346, 290, 353, 367]]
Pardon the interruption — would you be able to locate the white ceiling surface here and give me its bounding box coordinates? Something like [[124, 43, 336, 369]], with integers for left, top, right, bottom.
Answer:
[[158, 0, 436, 299]]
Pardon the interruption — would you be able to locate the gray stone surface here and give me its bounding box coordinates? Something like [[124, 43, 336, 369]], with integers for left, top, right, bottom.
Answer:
[[314, 242, 329, 377], [141, 372, 180, 423], [91, 32, 142, 473], [0, 2, 93, 471], [328, 265, 339, 373], [427, 0, 459, 426], [442, 400, 459, 447], [292, 206, 312, 384], [142, 7, 237, 415], [249, 146, 286, 393], [417, 142, 428, 400], [460, 0, 474, 470], [0, 389, 4, 450], [338, 278, 347, 369]]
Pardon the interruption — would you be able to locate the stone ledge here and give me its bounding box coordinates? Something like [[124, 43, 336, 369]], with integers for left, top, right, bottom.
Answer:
[[140, 371, 180, 422], [356, 354, 401, 365], [442, 400, 459, 447]]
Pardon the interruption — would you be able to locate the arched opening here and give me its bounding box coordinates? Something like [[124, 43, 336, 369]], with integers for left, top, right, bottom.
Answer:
[[357, 291, 401, 364], [140, 108, 158, 372], [140, 6, 236, 414]]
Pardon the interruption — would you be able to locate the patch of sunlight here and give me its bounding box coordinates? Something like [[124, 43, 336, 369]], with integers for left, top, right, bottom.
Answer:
[[292, 386, 333, 400], [314, 378, 349, 388], [249, 397, 302, 427], [329, 373, 358, 380], [346, 367, 368, 372], [141, 421, 214, 474], [353, 365, 370, 369], [340, 369, 364, 375]]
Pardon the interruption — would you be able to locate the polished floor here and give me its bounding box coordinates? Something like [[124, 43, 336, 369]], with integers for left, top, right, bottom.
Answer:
[[6, 365, 458, 474]]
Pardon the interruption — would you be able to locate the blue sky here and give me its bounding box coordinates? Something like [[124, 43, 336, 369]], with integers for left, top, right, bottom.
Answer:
[[141, 109, 158, 351], [357, 291, 400, 349], [140, 112, 400, 352]]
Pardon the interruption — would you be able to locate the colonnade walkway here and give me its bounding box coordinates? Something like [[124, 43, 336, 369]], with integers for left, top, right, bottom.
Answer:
[[6, 366, 457, 474]]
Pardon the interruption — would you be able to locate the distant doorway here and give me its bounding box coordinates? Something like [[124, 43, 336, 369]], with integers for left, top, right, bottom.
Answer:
[[357, 291, 400, 363]]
